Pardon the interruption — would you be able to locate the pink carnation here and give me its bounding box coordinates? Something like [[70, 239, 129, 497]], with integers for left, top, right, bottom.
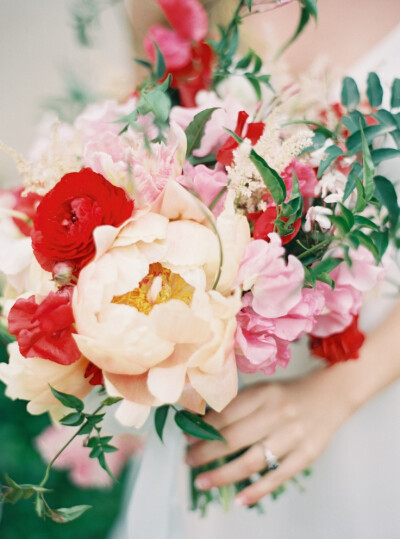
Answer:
[[311, 246, 385, 337], [178, 163, 228, 215], [35, 425, 143, 489], [235, 288, 323, 375], [282, 158, 318, 199]]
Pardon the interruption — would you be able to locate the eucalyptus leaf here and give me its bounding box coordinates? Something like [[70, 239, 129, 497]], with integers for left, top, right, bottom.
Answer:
[[391, 78, 400, 108], [366, 72, 383, 108], [371, 148, 400, 166], [350, 230, 379, 260], [346, 123, 397, 154], [339, 203, 354, 229], [101, 396, 123, 406], [312, 257, 343, 276], [317, 145, 343, 178], [374, 175, 399, 230], [341, 77, 360, 110], [175, 410, 225, 442]]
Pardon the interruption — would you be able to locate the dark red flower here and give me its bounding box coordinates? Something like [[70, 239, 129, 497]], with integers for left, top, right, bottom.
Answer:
[[31, 168, 134, 273], [217, 111, 265, 167], [309, 315, 365, 366], [8, 288, 81, 365], [11, 188, 42, 237], [84, 363, 104, 386], [247, 206, 301, 245]]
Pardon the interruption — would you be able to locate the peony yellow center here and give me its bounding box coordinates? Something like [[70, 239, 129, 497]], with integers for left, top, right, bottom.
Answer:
[[112, 263, 194, 315]]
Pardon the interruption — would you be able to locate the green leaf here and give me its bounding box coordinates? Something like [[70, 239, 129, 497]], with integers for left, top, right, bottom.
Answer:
[[137, 88, 171, 122], [317, 145, 343, 178], [89, 446, 102, 459], [327, 215, 350, 235], [185, 108, 219, 158], [249, 150, 286, 205], [300, 131, 327, 154], [354, 175, 367, 213], [346, 123, 397, 154], [35, 495, 46, 518], [50, 387, 84, 412], [101, 396, 123, 406], [391, 78, 400, 108], [370, 229, 390, 259], [366, 72, 383, 108], [374, 175, 399, 230], [360, 124, 375, 200], [343, 162, 362, 202], [282, 120, 334, 139], [153, 41, 166, 79], [353, 215, 380, 231], [252, 54, 262, 74], [342, 111, 366, 134], [246, 0, 252, 11], [275, 7, 311, 59], [236, 51, 252, 70], [315, 272, 335, 289], [312, 257, 343, 275], [174, 410, 225, 442], [245, 74, 262, 101], [133, 58, 152, 70], [155, 405, 170, 442], [49, 505, 92, 523], [339, 203, 354, 229], [102, 444, 119, 453], [350, 230, 379, 260], [60, 412, 84, 427], [371, 148, 400, 166], [301, 0, 318, 19], [341, 77, 360, 110]]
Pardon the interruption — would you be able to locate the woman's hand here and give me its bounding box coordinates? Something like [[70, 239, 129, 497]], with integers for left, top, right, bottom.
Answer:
[[186, 365, 358, 507]]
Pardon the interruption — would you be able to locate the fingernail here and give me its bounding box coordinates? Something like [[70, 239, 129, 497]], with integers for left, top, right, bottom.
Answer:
[[235, 494, 249, 506], [195, 476, 212, 490]]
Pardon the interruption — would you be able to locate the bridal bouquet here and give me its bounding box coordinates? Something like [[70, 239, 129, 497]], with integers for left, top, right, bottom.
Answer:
[[0, 0, 399, 522]]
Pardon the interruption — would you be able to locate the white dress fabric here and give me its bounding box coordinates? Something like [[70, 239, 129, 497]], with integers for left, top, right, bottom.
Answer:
[[110, 25, 400, 539]]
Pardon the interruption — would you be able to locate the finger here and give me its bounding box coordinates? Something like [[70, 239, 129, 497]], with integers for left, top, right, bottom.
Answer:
[[186, 406, 282, 467], [202, 384, 267, 431], [194, 421, 301, 489], [234, 451, 306, 506]]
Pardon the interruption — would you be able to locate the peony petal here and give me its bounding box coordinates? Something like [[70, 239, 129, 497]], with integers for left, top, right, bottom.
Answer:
[[188, 351, 238, 412], [147, 346, 189, 402], [150, 300, 210, 343]]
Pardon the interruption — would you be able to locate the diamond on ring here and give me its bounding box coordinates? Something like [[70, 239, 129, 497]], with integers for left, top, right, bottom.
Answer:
[[261, 442, 279, 471]]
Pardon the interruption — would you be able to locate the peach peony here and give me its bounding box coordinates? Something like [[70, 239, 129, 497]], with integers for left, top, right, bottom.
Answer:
[[73, 181, 249, 427]]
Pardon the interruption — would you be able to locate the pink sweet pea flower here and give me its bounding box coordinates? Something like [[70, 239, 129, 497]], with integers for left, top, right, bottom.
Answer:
[[178, 162, 228, 215], [237, 234, 304, 318]]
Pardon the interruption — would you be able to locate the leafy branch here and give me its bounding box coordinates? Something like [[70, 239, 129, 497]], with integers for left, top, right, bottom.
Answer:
[[0, 389, 122, 523]]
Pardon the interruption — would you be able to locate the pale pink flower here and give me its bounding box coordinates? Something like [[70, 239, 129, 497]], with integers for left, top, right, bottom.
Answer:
[[35, 425, 143, 489], [237, 234, 305, 318], [178, 162, 228, 215], [330, 246, 385, 292]]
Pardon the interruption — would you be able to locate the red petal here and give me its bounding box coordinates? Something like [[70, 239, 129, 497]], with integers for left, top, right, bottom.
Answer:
[[158, 0, 208, 41]]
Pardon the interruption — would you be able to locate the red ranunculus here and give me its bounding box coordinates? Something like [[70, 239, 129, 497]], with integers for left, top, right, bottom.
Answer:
[[248, 206, 301, 245], [217, 111, 265, 167], [8, 288, 81, 365], [31, 168, 134, 272], [309, 315, 365, 366]]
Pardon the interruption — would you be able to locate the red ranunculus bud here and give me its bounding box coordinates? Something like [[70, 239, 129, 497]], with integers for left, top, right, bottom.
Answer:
[[309, 315, 365, 366], [32, 168, 134, 273], [8, 288, 81, 365]]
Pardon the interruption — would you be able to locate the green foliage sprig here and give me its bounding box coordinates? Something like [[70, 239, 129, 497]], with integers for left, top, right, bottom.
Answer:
[[0, 389, 122, 523]]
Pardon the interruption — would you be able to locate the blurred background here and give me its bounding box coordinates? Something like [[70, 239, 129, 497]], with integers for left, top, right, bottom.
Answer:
[[0, 1, 137, 537]]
